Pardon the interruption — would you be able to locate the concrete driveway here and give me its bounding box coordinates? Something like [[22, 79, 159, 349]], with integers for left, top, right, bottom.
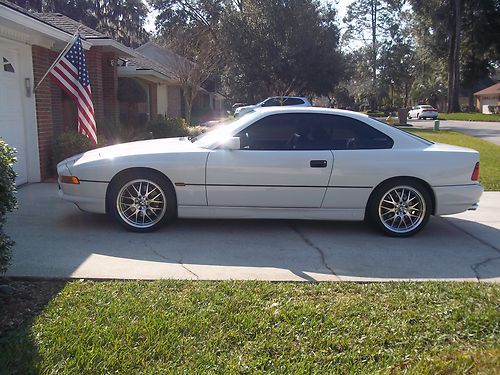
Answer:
[[408, 119, 500, 145], [5, 183, 500, 282]]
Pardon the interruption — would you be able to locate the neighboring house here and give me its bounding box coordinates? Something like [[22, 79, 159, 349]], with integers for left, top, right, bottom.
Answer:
[[0, 0, 135, 184], [474, 82, 500, 114], [135, 42, 226, 119]]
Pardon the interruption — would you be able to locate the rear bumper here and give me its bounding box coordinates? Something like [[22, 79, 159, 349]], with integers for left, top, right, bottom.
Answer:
[[434, 183, 483, 215]]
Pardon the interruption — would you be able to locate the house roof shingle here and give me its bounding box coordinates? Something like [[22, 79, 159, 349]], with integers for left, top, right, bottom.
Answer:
[[125, 54, 175, 80], [474, 82, 500, 96], [34, 12, 108, 39]]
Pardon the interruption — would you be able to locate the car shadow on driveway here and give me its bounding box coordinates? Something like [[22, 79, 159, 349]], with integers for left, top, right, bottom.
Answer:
[[5, 183, 500, 282]]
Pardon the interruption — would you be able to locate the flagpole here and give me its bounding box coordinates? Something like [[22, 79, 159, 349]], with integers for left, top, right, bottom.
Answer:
[[33, 26, 83, 93]]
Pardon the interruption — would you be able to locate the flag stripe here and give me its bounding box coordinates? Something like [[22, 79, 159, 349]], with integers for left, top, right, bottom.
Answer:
[[52, 66, 96, 122], [48, 35, 97, 144]]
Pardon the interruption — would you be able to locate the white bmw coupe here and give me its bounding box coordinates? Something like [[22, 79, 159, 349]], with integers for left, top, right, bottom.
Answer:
[[57, 107, 483, 237]]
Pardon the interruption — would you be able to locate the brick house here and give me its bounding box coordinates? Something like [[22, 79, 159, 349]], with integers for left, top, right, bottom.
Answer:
[[121, 41, 226, 120], [0, 0, 136, 184], [474, 82, 500, 114], [0, 1, 226, 186]]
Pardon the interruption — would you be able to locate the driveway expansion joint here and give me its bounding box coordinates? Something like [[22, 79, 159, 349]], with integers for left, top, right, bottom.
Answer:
[[470, 256, 500, 282], [443, 217, 500, 253], [142, 238, 200, 280], [290, 225, 340, 281]]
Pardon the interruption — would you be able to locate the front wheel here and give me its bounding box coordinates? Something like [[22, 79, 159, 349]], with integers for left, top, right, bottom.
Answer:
[[109, 171, 176, 232], [368, 180, 431, 237]]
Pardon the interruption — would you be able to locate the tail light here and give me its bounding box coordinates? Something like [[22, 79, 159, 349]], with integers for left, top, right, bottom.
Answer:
[[471, 162, 480, 181]]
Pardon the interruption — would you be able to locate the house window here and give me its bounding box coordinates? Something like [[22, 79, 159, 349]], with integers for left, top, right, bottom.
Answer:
[[3, 57, 15, 73]]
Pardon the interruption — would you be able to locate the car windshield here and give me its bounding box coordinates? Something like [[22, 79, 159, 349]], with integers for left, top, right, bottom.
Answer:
[[192, 112, 262, 148], [421, 105, 434, 109]]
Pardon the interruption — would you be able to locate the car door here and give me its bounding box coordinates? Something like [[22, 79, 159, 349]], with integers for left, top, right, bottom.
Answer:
[[205, 113, 334, 208]]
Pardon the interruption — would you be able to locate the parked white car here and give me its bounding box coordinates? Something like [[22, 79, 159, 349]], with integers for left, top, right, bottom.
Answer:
[[408, 105, 439, 120], [234, 96, 311, 117], [57, 107, 483, 237]]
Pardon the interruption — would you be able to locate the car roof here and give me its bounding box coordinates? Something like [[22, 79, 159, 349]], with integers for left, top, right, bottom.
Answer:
[[267, 96, 308, 100], [252, 106, 369, 119]]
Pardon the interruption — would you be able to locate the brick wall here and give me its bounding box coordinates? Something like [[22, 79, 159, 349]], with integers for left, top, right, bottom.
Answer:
[[149, 83, 158, 118], [101, 52, 118, 124], [167, 85, 182, 117], [32, 45, 56, 180], [86, 46, 104, 126]]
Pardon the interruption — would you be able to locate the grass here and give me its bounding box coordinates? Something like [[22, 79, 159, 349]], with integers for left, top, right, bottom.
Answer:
[[408, 129, 500, 191], [0, 281, 499, 374], [439, 112, 500, 122]]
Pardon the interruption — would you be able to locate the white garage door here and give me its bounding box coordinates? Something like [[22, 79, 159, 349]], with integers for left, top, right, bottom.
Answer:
[[0, 46, 28, 185]]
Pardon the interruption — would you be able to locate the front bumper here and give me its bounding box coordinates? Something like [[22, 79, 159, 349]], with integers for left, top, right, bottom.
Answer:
[[434, 183, 484, 215]]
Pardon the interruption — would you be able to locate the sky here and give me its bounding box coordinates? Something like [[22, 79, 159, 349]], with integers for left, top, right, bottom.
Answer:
[[143, 0, 354, 33]]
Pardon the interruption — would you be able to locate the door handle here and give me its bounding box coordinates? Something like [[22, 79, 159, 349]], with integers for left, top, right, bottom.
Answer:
[[310, 160, 327, 168]]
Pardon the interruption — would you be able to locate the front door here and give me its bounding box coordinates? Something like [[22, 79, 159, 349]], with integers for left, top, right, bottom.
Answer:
[[205, 113, 334, 208]]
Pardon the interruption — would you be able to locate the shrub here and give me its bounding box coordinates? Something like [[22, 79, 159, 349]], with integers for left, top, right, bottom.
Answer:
[[98, 120, 151, 146], [0, 139, 17, 273], [147, 117, 190, 139], [53, 131, 94, 164]]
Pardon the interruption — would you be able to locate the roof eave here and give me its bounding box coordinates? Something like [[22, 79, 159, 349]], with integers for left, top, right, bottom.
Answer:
[[87, 38, 138, 58], [0, 4, 92, 49], [117, 66, 175, 83]]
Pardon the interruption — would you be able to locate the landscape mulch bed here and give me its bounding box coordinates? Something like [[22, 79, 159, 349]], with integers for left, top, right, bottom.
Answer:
[[0, 279, 66, 337]]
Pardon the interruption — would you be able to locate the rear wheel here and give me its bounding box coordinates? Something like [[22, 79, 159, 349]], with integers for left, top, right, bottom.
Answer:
[[368, 180, 431, 237], [109, 171, 176, 232]]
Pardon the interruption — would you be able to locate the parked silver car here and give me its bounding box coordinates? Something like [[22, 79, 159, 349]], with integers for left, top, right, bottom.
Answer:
[[234, 96, 311, 117]]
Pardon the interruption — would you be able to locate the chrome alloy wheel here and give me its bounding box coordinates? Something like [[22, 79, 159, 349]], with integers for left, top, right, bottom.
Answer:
[[378, 186, 426, 234], [116, 179, 167, 229]]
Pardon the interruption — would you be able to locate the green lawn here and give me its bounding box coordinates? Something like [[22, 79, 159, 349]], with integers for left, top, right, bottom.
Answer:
[[439, 112, 500, 122], [1, 281, 499, 374], [408, 129, 500, 191]]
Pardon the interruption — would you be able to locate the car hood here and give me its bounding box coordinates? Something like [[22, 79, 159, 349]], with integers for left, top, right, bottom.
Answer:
[[63, 137, 199, 168]]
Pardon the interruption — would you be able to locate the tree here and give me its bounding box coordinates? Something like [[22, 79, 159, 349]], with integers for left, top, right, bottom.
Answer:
[[9, 0, 149, 47], [151, 0, 223, 124], [460, 0, 500, 108], [410, 0, 463, 113], [220, 0, 345, 101], [164, 30, 220, 124], [343, 0, 404, 109]]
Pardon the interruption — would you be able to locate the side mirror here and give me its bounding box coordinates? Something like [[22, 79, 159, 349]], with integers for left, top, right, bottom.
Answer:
[[220, 137, 240, 150]]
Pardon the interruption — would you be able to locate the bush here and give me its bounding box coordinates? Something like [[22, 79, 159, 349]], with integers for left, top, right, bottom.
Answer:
[[147, 117, 190, 139], [53, 131, 94, 164], [0, 139, 17, 273], [98, 120, 151, 146]]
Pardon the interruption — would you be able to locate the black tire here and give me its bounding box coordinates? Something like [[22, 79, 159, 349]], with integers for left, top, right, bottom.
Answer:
[[368, 179, 431, 237], [416, 113, 421, 119], [108, 170, 176, 232]]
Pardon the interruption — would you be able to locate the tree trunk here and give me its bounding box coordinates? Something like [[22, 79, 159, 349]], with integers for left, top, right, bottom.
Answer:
[[447, 0, 461, 113], [184, 94, 193, 125], [370, 0, 377, 111]]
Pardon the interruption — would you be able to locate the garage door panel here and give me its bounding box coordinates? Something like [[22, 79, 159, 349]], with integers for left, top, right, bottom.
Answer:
[[0, 46, 28, 185]]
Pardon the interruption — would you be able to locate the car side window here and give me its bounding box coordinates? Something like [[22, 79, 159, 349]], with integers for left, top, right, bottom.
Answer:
[[283, 98, 304, 106], [323, 115, 394, 150], [236, 114, 305, 150], [235, 113, 393, 151], [261, 98, 281, 107]]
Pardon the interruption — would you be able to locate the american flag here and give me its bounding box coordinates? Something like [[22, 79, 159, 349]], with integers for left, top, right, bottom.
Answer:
[[49, 35, 97, 144]]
